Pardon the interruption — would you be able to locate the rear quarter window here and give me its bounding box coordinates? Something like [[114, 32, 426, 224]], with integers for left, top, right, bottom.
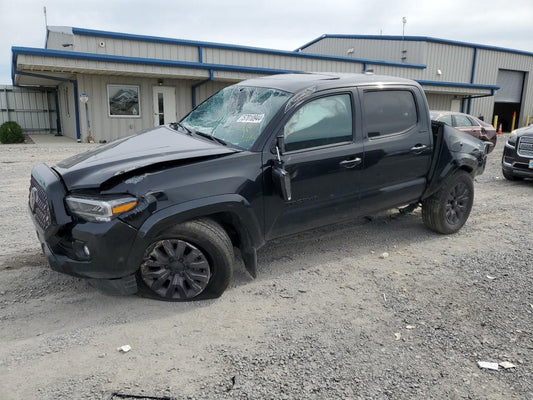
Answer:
[[363, 90, 418, 138]]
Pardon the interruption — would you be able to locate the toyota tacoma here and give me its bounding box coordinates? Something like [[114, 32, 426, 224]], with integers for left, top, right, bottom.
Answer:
[[29, 73, 488, 301]]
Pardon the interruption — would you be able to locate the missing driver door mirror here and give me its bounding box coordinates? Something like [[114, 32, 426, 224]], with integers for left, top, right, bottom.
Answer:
[[272, 164, 292, 201], [273, 136, 291, 201]]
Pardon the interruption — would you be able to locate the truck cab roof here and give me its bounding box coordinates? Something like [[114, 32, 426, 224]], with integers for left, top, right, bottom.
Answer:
[[237, 73, 421, 94]]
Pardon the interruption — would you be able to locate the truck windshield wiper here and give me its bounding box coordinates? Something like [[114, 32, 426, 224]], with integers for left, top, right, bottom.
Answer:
[[170, 122, 193, 135], [192, 130, 227, 146], [172, 122, 228, 146]]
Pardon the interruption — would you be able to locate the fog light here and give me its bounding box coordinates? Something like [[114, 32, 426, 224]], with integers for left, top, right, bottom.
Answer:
[[83, 245, 91, 257]]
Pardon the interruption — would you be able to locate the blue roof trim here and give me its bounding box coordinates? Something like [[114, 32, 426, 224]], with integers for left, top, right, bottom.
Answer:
[[416, 79, 499, 91], [12, 46, 302, 75], [70, 27, 425, 69], [297, 34, 533, 58]]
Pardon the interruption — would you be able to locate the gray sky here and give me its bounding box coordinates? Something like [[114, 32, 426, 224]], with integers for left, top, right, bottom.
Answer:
[[1, 0, 533, 84]]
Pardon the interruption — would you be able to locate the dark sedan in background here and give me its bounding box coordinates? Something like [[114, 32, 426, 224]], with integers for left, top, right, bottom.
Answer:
[[431, 111, 497, 153]]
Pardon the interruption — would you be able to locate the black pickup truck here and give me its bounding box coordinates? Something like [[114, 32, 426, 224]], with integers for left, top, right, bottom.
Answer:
[[29, 73, 488, 301]]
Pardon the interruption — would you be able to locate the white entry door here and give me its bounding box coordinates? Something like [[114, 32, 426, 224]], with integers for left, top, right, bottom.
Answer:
[[152, 86, 177, 126], [451, 99, 461, 112]]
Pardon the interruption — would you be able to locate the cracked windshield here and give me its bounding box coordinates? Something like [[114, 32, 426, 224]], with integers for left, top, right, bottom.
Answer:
[[180, 85, 292, 149]]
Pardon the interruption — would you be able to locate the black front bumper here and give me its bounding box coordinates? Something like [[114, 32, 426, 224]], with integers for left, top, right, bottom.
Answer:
[[29, 163, 140, 295], [502, 141, 533, 178]]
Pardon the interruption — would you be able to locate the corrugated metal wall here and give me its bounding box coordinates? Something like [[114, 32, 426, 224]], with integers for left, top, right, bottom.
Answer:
[[426, 94, 455, 110], [73, 74, 230, 142], [303, 37, 533, 127], [301, 37, 426, 65], [471, 49, 533, 126], [37, 30, 533, 141], [0, 85, 57, 134]]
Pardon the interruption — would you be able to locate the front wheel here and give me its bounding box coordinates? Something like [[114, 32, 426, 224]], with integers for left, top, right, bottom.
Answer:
[[422, 170, 474, 234], [137, 218, 233, 301]]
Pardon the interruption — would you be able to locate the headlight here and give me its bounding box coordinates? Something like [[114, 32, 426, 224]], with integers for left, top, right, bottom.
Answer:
[[65, 195, 138, 222], [508, 130, 518, 146]]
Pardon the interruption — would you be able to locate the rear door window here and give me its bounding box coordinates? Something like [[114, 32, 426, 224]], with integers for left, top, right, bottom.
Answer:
[[363, 90, 418, 138]]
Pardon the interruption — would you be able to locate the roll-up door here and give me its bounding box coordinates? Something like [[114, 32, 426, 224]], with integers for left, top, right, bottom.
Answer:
[[495, 70, 524, 103], [493, 69, 524, 132]]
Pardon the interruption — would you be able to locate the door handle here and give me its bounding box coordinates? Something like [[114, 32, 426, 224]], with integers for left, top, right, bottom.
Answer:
[[410, 144, 427, 154], [339, 157, 362, 168]]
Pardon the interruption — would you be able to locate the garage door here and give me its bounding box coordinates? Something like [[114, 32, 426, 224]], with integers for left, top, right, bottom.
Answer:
[[495, 70, 524, 103]]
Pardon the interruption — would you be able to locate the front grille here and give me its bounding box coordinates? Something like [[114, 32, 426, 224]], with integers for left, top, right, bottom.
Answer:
[[518, 136, 533, 158], [30, 177, 52, 231]]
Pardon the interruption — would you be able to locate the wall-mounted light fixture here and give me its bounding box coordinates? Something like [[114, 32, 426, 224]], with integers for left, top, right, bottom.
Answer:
[[158, 79, 164, 86]]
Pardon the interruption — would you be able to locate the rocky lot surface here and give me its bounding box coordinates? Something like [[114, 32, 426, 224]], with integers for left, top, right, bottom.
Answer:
[[0, 134, 531, 400]]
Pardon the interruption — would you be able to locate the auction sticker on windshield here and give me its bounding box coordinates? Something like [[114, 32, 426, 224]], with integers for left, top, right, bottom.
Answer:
[[237, 114, 264, 123]]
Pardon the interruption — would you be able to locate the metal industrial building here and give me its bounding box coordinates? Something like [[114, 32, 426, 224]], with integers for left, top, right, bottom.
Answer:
[[10, 26, 533, 142]]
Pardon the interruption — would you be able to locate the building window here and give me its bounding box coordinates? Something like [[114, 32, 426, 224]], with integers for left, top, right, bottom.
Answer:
[[107, 85, 141, 117]]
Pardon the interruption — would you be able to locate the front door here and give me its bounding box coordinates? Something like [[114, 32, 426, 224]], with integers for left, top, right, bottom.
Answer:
[[152, 86, 177, 126], [264, 92, 364, 239]]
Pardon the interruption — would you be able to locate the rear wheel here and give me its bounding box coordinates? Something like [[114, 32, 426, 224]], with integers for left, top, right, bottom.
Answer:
[[137, 218, 233, 301], [422, 170, 474, 234]]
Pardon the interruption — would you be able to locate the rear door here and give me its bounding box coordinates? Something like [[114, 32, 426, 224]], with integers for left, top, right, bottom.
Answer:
[[357, 86, 432, 212]]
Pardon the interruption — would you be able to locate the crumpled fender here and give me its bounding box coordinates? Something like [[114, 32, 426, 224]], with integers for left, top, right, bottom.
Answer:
[[125, 194, 264, 278]]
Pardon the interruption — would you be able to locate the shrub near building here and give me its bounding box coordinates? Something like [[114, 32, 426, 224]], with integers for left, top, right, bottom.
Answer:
[[0, 121, 24, 144]]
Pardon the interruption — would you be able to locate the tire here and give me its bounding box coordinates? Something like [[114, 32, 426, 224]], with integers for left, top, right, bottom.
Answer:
[[137, 218, 233, 301], [502, 168, 522, 181], [422, 170, 474, 234]]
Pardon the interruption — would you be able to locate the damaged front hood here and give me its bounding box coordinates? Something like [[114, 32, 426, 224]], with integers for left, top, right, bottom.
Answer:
[[54, 126, 238, 190]]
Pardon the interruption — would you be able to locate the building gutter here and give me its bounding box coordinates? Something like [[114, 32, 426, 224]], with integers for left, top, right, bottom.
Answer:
[[416, 79, 499, 92], [12, 46, 302, 76]]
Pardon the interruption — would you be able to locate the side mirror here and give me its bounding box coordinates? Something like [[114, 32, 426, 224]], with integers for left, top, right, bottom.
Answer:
[[481, 127, 486, 133], [272, 135, 292, 201]]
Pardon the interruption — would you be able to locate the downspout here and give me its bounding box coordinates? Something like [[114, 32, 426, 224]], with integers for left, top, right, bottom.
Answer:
[[72, 81, 81, 141], [54, 89, 62, 135], [13, 68, 81, 141], [467, 47, 478, 114], [191, 69, 214, 108], [464, 89, 496, 118]]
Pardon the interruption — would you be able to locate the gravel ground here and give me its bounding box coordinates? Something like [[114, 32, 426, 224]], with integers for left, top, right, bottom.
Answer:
[[0, 134, 531, 400]]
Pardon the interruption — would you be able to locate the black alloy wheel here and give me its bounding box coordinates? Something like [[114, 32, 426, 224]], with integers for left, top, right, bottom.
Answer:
[[445, 181, 470, 226], [137, 218, 234, 301], [141, 239, 211, 300], [422, 170, 474, 234]]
